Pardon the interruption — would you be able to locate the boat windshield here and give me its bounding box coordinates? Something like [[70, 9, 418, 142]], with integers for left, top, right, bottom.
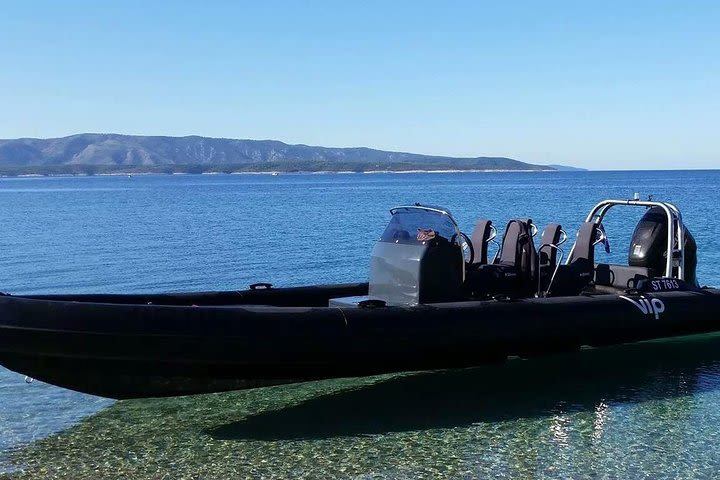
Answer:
[[380, 206, 460, 245]]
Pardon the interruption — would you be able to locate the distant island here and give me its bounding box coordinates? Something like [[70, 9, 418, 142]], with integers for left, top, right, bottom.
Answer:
[[0, 133, 580, 176]]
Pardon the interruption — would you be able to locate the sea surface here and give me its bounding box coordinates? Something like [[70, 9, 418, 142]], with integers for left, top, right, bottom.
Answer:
[[0, 170, 719, 479]]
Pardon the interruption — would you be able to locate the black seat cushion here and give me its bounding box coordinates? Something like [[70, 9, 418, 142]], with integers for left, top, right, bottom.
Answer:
[[464, 263, 521, 298], [546, 259, 594, 296], [545, 222, 598, 297], [465, 219, 537, 298], [538, 223, 563, 293], [595, 264, 657, 290]]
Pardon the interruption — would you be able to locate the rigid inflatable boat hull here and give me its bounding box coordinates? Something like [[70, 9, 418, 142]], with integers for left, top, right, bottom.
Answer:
[[1, 286, 719, 399]]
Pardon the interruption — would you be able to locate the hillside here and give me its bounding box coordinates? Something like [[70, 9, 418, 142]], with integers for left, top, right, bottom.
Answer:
[[0, 134, 556, 174]]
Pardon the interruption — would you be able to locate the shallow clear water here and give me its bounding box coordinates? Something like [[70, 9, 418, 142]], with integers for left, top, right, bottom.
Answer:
[[0, 171, 719, 479]]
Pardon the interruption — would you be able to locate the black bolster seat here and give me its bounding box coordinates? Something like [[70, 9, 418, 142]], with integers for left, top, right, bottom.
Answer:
[[469, 219, 493, 266], [589, 207, 672, 292], [594, 264, 657, 291], [498, 220, 523, 265], [514, 218, 538, 285], [538, 223, 563, 292], [539, 224, 563, 267], [465, 218, 537, 298], [545, 222, 597, 296]]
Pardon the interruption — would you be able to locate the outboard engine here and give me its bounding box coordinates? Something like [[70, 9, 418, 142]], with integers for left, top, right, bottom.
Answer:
[[628, 206, 697, 285], [369, 205, 465, 305]]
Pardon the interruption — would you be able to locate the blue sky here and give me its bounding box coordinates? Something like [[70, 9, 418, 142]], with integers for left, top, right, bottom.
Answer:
[[1, 1, 718, 169]]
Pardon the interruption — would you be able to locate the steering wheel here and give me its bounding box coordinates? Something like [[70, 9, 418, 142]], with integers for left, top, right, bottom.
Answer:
[[451, 232, 475, 265]]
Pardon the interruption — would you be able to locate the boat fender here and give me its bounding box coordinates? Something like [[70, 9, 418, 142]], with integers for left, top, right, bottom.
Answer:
[[358, 299, 387, 309], [250, 283, 273, 290]]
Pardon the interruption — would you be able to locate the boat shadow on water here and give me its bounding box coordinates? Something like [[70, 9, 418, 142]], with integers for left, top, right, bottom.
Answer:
[[209, 333, 720, 441]]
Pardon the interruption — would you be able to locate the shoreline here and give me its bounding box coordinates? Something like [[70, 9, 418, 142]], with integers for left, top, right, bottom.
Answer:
[[0, 169, 558, 178]]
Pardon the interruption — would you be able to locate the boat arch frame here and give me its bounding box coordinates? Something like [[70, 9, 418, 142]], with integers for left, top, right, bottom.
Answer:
[[565, 198, 686, 280]]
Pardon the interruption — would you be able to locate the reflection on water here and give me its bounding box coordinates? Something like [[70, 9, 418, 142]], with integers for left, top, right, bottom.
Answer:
[[6, 333, 720, 479]]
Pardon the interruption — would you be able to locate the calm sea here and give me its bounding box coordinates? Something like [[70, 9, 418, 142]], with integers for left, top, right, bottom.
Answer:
[[1, 170, 719, 479]]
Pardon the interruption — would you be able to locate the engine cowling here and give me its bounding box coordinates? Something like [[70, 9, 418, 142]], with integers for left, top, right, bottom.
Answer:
[[628, 206, 697, 285]]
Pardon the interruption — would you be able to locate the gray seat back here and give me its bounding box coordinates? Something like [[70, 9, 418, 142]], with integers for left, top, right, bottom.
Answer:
[[469, 219, 493, 265], [498, 220, 523, 265], [568, 222, 599, 265], [545, 222, 598, 297], [498, 219, 538, 289], [539, 223, 563, 268]]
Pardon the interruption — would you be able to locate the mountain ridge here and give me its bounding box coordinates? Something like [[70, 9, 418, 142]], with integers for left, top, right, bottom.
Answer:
[[0, 133, 562, 174]]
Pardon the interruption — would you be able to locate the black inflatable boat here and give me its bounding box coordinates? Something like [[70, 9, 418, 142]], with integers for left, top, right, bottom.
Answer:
[[0, 198, 718, 399]]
